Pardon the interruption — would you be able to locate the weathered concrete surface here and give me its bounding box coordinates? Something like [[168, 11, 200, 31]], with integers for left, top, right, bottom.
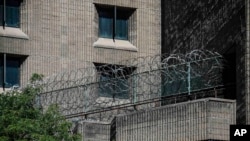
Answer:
[[78, 121, 111, 141], [115, 98, 236, 141]]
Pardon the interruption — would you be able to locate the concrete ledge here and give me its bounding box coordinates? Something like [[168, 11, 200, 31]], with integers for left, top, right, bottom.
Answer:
[[93, 38, 138, 52], [115, 97, 236, 117], [0, 88, 13, 93], [95, 97, 130, 107], [0, 26, 29, 39]]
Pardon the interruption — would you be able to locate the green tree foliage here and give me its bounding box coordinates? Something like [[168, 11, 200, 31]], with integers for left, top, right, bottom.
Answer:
[[0, 74, 81, 141]]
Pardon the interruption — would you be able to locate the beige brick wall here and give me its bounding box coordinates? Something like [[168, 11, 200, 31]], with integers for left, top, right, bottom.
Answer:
[[0, 0, 161, 86], [116, 98, 236, 141]]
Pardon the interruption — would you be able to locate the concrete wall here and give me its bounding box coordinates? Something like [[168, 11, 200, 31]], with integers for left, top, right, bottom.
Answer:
[[115, 98, 236, 141], [0, 0, 161, 86], [74, 98, 236, 141], [78, 121, 111, 141]]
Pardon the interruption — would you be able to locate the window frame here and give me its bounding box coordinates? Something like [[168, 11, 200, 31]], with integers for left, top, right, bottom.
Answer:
[[96, 4, 135, 41], [0, 53, 26, 90]]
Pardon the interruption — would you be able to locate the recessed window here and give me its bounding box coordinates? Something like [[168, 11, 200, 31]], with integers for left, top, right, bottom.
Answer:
[[99, 73, 129, 99], [95, 63, 136, 99], [0, 0, 22, 28], [96, 5, 135, 40], [0, 54, 25, 89]]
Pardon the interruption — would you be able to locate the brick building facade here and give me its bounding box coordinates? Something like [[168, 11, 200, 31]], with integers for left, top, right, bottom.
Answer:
[[0, 0, 161, 90], [1, 0, 250, 140]]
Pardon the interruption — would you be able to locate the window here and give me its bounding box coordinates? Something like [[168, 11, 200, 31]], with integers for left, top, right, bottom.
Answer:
[[95, 63, 136, 99], [0, 0, 22, 28], [96, 5, 134, 40], [0, 54, 24, 89], [99, 73, 129, 99]]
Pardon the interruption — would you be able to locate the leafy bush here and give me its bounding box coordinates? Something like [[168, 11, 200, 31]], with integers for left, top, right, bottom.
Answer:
[[0, 74, 81, 141]]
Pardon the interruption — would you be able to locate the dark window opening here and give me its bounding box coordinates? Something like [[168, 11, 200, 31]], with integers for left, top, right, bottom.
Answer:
[[96, 5, 134, 40], [94, 63, 136, 99], [0, 54, 25, 89], [0, 0, 22, 28]]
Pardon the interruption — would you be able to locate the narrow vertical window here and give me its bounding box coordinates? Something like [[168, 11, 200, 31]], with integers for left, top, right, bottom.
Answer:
[[0, 2, 3, 26], [5, 58, 20, 87], [98, 6, 114, 39], [115, 8, 129, 40]]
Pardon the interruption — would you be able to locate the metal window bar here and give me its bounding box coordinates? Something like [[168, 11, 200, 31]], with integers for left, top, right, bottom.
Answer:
[[3, 0, 6, 28], [113, 6, 116, 41], [3, 54, 6, 90]]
